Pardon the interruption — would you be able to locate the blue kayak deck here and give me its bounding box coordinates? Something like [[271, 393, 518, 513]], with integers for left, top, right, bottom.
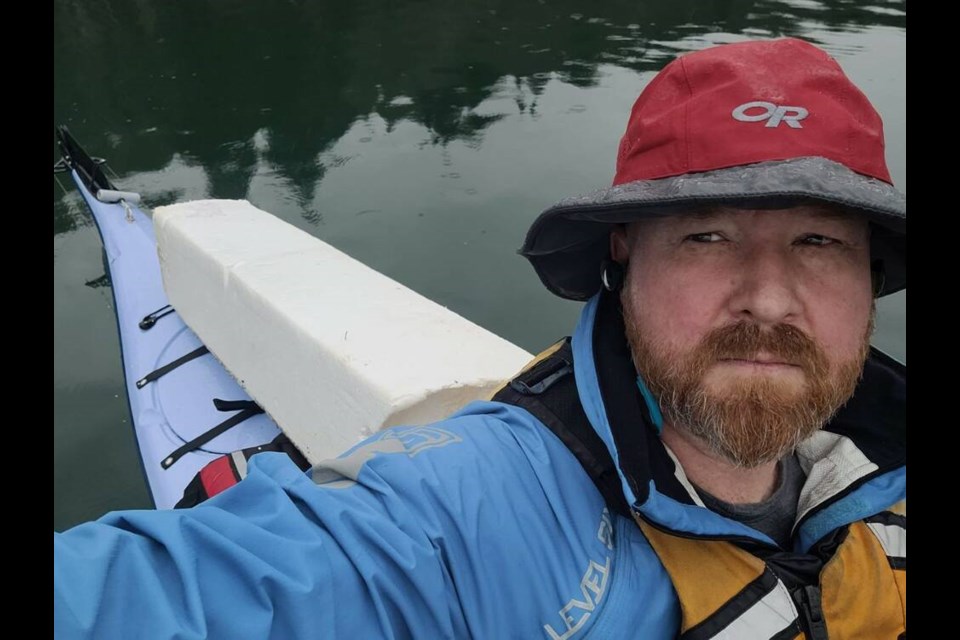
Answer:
[[72, 167, 282, 509]]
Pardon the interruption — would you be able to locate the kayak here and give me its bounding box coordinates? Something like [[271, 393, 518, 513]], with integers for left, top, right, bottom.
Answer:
[[54, 126, 532, 511], [54, 126, 283, 509]]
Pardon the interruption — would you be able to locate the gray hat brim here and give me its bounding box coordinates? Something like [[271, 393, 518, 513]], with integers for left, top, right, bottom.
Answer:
[[521, 156, 905, 300]]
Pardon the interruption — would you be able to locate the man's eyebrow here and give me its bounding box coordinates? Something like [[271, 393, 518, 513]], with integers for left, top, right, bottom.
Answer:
[[802, 206, 863, 221], [686, 209, 724, 221]]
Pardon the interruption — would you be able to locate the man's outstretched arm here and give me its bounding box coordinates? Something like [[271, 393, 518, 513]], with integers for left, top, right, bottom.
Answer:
[[54, 449, 468, 639], [54, 406, 635, 640]]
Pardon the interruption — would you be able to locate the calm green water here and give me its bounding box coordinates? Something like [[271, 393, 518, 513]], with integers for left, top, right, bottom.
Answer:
[[54, 0, 906, 531]]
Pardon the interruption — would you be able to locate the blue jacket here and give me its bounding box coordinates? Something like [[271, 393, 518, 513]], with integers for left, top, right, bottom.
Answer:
[[54, 294, 906, 639]]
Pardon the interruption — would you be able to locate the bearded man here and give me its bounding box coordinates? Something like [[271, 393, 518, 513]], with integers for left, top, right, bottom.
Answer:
[[55, 38, 905, 639]]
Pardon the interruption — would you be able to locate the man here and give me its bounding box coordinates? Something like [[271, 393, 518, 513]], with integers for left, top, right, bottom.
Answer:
[[55, 38, 905, 638]]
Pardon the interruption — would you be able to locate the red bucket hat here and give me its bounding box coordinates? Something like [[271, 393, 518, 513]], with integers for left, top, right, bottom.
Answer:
[[521, 37, 906, 300]]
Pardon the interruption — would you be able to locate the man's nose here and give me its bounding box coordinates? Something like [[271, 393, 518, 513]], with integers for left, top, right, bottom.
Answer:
[[727, 246, 803, 325]]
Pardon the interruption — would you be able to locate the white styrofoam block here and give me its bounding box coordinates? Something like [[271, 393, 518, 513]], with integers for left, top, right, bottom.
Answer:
[[153, 200, 533, 463]]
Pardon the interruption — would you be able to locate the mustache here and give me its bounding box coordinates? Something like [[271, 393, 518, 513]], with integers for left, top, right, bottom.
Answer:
[[696, 322, 828, 374]]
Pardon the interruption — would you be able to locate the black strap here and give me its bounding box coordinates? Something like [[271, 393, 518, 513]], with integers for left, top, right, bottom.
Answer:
[[161, 400, 265, 469], [492, 339, 631, 517], [212, 398, 259, 412], [136, 345, 210, 389]]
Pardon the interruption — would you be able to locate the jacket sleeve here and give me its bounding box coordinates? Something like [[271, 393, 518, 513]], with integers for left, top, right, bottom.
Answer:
[[54, 447, 470, 639], [54, 404, 625, 640]]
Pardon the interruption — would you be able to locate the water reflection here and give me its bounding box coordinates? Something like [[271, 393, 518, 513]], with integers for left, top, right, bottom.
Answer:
[[54, 0, 905, 220]]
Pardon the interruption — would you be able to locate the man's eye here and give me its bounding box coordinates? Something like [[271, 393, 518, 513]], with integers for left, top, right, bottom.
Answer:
[[686, 232, 724, 243], [798, 234, 837, 246]]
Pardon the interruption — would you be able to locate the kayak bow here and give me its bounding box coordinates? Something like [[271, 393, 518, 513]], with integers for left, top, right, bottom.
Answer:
[[55, 126, 282, 509]]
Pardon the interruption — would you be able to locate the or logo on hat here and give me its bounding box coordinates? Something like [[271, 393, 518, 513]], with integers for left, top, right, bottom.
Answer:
[[732, 101, 809, 129]]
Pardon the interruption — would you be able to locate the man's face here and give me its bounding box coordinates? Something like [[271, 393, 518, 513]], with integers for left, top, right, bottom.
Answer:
[[610, 205, 875, 468]]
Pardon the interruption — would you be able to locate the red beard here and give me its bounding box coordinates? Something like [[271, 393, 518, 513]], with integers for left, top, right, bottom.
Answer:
[[622, 298, 872, 468]]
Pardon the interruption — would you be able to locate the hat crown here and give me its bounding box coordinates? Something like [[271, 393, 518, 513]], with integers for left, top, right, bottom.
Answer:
[[614, 38, 892, 186]]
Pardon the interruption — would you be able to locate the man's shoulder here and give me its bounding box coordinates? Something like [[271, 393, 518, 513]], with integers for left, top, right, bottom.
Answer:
[[312, 399, 587, 486]]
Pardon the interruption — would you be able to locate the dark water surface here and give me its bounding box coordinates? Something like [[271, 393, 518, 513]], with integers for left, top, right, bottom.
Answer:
[[54, 0, 906, 530]]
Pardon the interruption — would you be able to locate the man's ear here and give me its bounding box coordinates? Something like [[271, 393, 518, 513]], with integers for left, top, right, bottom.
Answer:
[[610, 224, 630, 264]]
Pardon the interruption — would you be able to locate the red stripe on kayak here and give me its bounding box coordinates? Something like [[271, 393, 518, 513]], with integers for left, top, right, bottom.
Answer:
[[199, 456, 241, 498]]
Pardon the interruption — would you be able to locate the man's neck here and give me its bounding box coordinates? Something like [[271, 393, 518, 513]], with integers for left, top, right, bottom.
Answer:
[[661, 423, 780, 504]]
